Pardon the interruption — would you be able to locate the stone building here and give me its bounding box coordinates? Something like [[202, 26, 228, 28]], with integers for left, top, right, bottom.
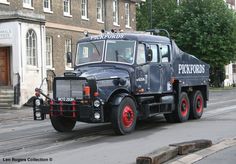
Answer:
[[0, 0, 139, 108]]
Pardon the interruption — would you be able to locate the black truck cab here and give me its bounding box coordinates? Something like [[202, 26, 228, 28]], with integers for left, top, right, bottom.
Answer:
[[33, 31, 209, 135]]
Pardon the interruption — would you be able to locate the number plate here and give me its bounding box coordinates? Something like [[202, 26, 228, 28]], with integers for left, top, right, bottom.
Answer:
[[57, 97, 75, 102]]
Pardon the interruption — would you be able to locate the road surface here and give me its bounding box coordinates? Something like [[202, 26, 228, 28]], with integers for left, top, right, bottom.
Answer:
[[0, 88, 236, 164]]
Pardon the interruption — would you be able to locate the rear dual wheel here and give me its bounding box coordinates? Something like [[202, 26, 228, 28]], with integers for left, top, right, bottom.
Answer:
[[190, 90, 204, 119], [164, 92, 190, 123]]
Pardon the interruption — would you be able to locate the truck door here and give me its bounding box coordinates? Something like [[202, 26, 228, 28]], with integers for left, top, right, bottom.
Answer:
[[135, 44, 150, 93], [159, 44, 173, 93], [135, 43, 172, 94], [149, 44, 162, 93], [135, 43, 162, 94]]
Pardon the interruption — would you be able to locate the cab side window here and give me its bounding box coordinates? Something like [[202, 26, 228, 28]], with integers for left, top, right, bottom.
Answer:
[[150, 44, 159, 63], [160, 44, 170, 63], [136, 44, 146, 64]]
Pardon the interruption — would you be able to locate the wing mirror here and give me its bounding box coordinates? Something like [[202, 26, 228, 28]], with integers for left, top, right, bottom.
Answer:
[[146, 48, 153, 62], [66, 52, 72, 63]]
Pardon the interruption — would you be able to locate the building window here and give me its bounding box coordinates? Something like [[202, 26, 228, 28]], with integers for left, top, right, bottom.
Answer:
[[0, 0, 10, 5], [23, 0, 33, 8], [125, 3, 130, 28], [65, 39, 72, 69], [113, 0, 119, 25], [44, 0, 52, 12], [81, 0, 88, 19], [26, 29, 37, 66], [63, 0, 71, 16], [97, 0, 104, 22], [233, 64, 236, 73], [46, 36, 53, 67]]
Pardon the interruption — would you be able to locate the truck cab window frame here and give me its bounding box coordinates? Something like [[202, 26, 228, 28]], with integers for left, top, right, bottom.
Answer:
[[160, 44, 171, 63], [136, 43, 146, 65], [150, 44, 160, 63]]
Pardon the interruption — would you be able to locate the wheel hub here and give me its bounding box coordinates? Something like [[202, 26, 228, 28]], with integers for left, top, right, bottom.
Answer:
[[122, 106, 134, 128], [196, 96, 203, 113], [181, 99, 188, 117]]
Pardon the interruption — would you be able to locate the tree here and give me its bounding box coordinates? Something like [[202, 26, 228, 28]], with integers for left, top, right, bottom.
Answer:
[[137, 0, 177, 30], [136, 0, 236, 87]]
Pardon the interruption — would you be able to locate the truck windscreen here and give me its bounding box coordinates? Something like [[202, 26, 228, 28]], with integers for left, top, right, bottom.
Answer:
[[76, 40, 104, 65], [105, 40, 135, 64]]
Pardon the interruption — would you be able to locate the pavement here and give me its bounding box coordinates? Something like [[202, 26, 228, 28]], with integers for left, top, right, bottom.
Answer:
[[195, 144, 236, 164], [0, 106, 236, 164], [0, 106, 32, 122], [167, 138, 236, 164]]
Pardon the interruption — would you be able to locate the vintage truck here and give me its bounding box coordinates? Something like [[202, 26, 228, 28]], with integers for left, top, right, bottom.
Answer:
[[33, 29, 209, 135]]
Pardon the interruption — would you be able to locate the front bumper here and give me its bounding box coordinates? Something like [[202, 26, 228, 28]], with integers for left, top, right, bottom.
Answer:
[[33, 99, 104, 123]]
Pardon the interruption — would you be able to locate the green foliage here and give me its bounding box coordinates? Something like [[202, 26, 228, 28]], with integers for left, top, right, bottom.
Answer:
[[137, 0, 177, 30], [136, 0, 236, 87]]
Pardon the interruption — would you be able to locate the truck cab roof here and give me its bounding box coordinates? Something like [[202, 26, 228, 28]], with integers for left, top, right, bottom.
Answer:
[[78, 32, 171, 44]]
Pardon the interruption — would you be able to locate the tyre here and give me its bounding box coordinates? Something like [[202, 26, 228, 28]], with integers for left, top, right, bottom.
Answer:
[[50, 116, 76, 132], [164, 92, 190, 123], [111, 97, 137, 135], [177, 92, 190, 122], [190, 90, 204, 119]]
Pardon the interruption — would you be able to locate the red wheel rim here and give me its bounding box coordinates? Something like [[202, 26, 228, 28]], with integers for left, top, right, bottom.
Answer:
[[122, 105, 134, 128], [181, 98, 189, 117], [196, 95, 203, 113]]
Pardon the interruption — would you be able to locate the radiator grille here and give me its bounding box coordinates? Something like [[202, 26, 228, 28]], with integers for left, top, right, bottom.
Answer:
[[55, 79, 86, 99]]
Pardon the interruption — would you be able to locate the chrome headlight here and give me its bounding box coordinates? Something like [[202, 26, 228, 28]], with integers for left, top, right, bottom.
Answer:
[[94, 112, 101, 119], [35, 111, 42, 118], [35, 99, 41, 106], [94, 100, 101, 108]]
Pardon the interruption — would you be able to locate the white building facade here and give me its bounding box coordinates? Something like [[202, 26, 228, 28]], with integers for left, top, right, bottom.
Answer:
[[224, 0, 236, 86], [0, 11, 47, 106], [225, 63, 236, 86]]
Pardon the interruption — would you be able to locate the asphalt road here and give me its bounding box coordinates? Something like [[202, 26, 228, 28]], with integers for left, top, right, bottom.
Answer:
[[0, 88, 236, 164]]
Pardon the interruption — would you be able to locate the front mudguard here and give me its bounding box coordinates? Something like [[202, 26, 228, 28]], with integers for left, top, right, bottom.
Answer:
[[110, 93, 136, 106]]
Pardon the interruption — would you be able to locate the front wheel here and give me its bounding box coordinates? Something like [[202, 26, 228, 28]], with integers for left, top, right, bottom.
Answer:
[[50, 116, 76, 132], [111, 97, 137, 135]]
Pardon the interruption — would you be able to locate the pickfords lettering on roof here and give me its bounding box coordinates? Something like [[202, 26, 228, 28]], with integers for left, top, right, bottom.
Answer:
[[90, 34, 125, 40]]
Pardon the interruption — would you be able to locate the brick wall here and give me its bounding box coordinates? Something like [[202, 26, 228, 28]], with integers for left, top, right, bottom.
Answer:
[[0, 0, 138, 76], [46, 28, 85, 76]]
